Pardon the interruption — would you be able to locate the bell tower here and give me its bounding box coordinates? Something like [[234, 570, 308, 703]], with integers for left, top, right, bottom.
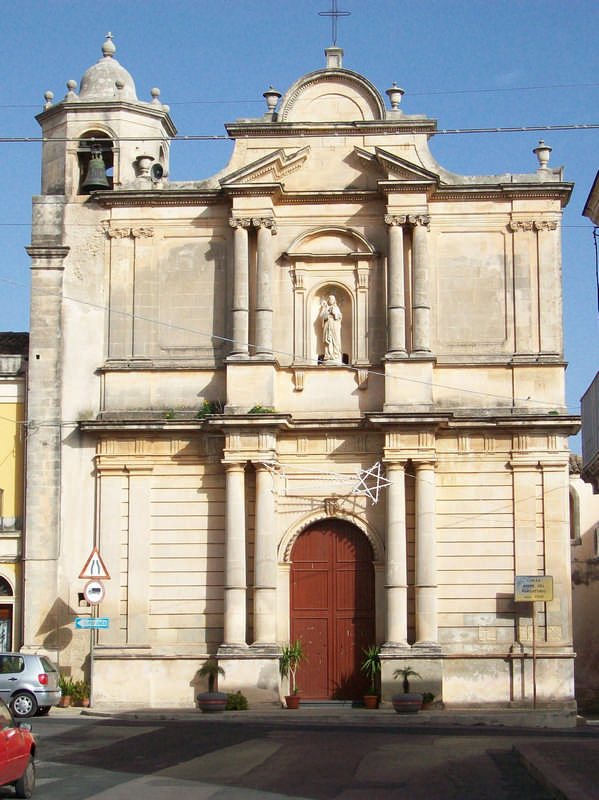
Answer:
[[36, 33, 176, 196]]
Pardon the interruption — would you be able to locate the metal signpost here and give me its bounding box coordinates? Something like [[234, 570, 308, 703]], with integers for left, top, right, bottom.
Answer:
[[79, 548, 111, 707], [514, 575, 553, 709]]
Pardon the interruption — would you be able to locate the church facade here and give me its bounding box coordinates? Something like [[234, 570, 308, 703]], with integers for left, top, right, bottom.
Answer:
[[25, 37, 578, 710]]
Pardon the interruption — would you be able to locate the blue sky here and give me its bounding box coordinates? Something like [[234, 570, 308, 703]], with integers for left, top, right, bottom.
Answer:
[[2, 0, 597, 450]]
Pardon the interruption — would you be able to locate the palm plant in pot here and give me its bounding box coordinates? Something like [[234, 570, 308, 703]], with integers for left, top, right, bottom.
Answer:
[[392, 666, 423, 713], [197, 658, 227, 713], [360, 645, 381, 709], [279, 639, 306, 708]]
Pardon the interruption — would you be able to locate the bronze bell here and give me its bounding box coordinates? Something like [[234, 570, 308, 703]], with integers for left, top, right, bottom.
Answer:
[[81, 146, 110, 193]]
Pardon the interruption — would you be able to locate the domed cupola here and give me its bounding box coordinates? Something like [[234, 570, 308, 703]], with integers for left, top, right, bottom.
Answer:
[[78, 33, 138, 102]]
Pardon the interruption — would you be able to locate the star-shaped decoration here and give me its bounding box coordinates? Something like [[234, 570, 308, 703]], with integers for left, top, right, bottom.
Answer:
[[351, 462, 392, 505]]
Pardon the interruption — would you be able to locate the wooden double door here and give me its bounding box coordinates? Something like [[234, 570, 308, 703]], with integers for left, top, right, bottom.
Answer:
[[290, 519, 375, 700]]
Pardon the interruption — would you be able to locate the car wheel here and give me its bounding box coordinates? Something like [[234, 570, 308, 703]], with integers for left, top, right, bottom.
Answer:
[[14, 755, 35, 798], [10, 692, 37, 718], [36, 705, 51, 716]]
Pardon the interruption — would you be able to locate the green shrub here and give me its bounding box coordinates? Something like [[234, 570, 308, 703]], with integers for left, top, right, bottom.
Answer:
[[226, 691, 248, 710], [58, 674, 76, 696]]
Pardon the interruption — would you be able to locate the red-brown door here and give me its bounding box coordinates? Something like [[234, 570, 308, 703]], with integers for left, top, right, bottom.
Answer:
[[290, 519, 374, 700]]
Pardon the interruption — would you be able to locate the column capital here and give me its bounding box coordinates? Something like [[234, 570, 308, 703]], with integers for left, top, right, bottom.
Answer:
[[221, 459, 247, 472], [409, 214, 430, 228], [229, 216, 252, 229], [384, 214, 408, 226], [252, 217, 277, 234], [534, 220, 558, 231]]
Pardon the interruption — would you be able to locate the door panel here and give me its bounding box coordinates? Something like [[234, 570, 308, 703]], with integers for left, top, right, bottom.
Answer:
[[290, 519, 374, 701]]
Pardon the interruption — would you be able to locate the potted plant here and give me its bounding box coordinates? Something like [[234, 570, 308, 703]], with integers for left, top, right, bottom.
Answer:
[[392, 666, 423, 713], [422, 691, 435, 709], [71, 679, 90, 707], [196, 658, 227, 713], [58, 674, 75, 707], [360, 645, 381, 708], [279, 639, 306, 708]]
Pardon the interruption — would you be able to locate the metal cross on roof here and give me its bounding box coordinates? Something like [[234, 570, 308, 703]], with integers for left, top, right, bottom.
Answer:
[[319, 0, 351, 46]]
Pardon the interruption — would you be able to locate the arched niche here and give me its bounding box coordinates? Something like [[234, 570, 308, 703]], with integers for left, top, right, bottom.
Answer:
[[77, 129, 116, 194], [284, 227, 377, 366], [278, 69, 386, 122]]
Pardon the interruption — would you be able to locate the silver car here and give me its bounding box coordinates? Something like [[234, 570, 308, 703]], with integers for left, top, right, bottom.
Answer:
[[0, 654, 61, 718]]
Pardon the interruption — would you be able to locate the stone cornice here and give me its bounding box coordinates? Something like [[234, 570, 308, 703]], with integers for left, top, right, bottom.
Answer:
[[36, 100, 178, 137], [225, 119, 438, 138]]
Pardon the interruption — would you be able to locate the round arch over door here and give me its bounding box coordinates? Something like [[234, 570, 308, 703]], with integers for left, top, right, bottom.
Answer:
[[290, 518, 374, 700]]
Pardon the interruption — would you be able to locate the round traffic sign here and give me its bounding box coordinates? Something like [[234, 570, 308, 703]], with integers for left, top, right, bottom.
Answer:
[[83, 580, 105, 605]]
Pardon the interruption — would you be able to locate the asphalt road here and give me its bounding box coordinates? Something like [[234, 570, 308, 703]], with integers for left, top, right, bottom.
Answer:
[[3, 713, 583, 800]]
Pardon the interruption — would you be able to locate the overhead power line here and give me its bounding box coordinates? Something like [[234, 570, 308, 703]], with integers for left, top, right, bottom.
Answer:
[[0, 123, 598, 145]]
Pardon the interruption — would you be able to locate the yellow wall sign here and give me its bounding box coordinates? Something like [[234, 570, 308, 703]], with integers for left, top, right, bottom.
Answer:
[[514, 575, 553, 602]]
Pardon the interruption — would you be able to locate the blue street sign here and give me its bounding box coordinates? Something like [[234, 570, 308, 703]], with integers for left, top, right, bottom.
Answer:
[[75, 617, 109, 629]]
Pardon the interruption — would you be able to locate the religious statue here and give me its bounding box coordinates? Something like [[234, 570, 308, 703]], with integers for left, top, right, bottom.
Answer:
[[320, 294, 343, 362]]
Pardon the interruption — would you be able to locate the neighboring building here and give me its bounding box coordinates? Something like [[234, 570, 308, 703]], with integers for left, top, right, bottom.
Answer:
[[0, 333, 28, 651], [581, 172, 599, 490], [24, 37, 579, 711], [569, 455, 599, 711]]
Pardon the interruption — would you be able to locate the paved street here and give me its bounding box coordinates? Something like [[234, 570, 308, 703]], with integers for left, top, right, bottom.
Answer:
[[6, 710, 597, 800]]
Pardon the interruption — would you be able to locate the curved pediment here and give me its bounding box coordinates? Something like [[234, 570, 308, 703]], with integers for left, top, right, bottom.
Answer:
[[278, 69, 385, 123], [287, 227, 375, 258]]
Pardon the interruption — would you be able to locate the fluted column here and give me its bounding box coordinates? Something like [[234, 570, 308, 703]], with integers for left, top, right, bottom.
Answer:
[[385, 215, 407, 356], [414, 460, 438, 646], [229, 217, 250, 356], [253, 218, 276, 357], [411, 215, 431, 354], [221, 462, 247, 648], [383, 461, 409, 648], [253, 464, 277, 648]]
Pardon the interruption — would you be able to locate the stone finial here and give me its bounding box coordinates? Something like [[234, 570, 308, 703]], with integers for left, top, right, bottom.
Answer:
[[102, 32, 116, 58], [43, 91, 54, 110], [325, 46, 343, 68], [151, 87, 161, 105], [263, 86, 282, 114], [386, 82, 405, 110], [533, 140, 552, 169], [65, 80, 78, 100]]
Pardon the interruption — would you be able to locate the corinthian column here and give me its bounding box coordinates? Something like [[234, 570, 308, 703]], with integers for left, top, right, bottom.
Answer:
[[411, 215, 431, 354], [220, 462, 248, 650], [253, 464, 277, 649], [385, 216, 407, 356], [229, 217, 250, 356], [382, 461, 409, 649], [253, 218, 277, 357], [414, 460, 438, 646]]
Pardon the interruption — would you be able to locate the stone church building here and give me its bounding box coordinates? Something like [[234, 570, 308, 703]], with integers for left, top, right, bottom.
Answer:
[[24, 36, 578, 710]]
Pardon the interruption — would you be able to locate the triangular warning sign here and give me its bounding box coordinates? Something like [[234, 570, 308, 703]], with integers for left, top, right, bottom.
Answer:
[[79, 547, 110, 580]]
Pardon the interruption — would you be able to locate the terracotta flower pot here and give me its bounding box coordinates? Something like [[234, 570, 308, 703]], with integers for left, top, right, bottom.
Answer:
[[58, 696, 71, 708], [392, 692, 423, 713], [285, 694, 301, 709], [363, 694, 378, 709]]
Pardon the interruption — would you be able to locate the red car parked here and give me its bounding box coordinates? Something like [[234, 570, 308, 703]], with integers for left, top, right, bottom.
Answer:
[[0, 696, 35, 797]]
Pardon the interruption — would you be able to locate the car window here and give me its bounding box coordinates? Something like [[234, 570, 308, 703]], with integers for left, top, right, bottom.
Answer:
[[0, 699, 13, 729], [0, 656, 24, 674], [40, 656, 57, 673]]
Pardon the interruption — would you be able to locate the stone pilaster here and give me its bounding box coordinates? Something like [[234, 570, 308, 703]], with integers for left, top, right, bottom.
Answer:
[[414, 459, 439, 647], [96, 464, 123, 645], [381, 461, 409, 650], [126, 465, 153, 643], [541, 458, 572, 645], [384, 215, 407, 357], [219, 462, 248, 651], [411, 215, 431, 354], [252, 464, 278, 650], [229, 217, 251, 357], [509, 219, 536, 355], [253, 217, 277, 358], [535, 220, 562, 357], [22, 243, 68, 656]]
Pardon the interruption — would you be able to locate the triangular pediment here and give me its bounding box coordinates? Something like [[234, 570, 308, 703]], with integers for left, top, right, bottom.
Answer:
[[354, 146, 439, 183], [219, 147, 310, 186]]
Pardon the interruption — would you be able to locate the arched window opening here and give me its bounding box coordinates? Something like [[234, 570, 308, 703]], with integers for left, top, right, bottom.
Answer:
[[78, 131, 114, 194], [0, 578, 12, 597]]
